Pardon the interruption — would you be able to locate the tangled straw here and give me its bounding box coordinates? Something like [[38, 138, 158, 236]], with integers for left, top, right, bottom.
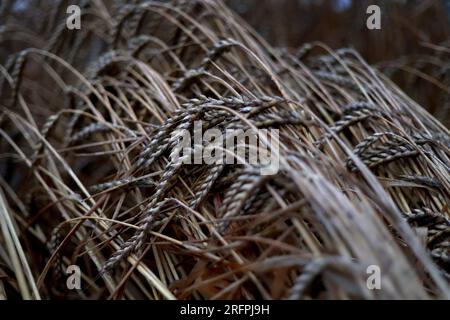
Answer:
[[0, 0, 449, 300]]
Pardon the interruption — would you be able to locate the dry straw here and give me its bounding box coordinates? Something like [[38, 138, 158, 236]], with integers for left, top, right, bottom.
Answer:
[[0, 0, 449, 299]]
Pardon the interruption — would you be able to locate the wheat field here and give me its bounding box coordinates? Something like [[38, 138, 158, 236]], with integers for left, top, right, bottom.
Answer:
[[0, 0, 449, 299]]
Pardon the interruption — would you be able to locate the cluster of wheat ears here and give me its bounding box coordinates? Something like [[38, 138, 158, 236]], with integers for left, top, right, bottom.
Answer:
[[0, 0, 449, 299]]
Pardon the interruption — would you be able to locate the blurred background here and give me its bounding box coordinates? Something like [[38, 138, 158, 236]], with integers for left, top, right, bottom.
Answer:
[[227, 0, 449, 62], [227, 0, 450, 126]]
